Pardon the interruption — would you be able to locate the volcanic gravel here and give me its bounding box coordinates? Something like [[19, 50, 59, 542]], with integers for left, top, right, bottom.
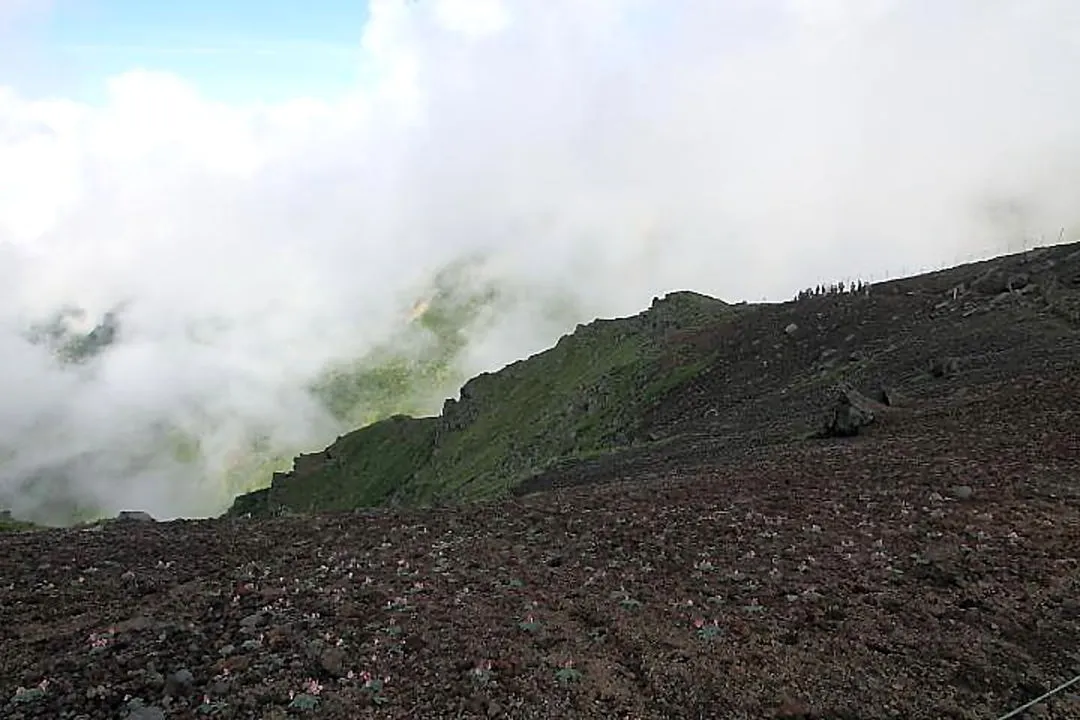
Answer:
[[3, 243, 1080, 719], [3, 372, 1079, 719]]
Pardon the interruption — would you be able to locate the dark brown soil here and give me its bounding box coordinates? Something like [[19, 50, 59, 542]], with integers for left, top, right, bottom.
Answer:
[[3, 244, 1080, 719]]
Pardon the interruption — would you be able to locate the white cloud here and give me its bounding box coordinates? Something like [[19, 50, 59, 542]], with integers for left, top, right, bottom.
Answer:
[[1, 0, 1079, 521], [432, 0, 509, 38]]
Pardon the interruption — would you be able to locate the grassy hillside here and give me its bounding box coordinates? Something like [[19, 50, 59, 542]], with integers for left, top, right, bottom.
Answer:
[[230, 239, 1080, 518], [229, 291, 737, 516]]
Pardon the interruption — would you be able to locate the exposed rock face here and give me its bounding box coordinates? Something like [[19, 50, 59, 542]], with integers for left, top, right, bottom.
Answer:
[[115, 510, 155, 522], [438, 372, 494, 435], [822, 384, 879, 438]]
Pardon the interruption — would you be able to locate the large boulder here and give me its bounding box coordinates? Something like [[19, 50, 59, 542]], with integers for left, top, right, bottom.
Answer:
[[821, 384, 879, 438]]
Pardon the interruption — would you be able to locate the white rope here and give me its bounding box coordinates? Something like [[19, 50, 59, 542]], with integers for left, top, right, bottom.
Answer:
[[994, 673, 1080, 720]]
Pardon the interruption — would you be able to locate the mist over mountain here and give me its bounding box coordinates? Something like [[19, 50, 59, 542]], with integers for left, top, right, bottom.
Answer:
[[2, 0, 1079, 523]]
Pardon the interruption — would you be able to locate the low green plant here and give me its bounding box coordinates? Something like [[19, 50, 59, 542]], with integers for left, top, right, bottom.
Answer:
[[360, 675, 388, 705], [11, 683, 48, 705], [287, 693, 319, 711], [470, 659, 494, 686], [196, 695, 229, 715], [555, 662, 583, 685], [694, 618, 723, 640]]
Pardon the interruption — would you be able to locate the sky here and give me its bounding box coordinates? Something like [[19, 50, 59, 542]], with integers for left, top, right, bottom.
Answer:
[[1, 0, 1079, 522], [1, 0, 371, 102]]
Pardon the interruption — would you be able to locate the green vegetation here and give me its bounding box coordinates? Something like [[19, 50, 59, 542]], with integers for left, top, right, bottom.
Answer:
[[25, 306, 121, 365], [0, 515, 43, 532], [231, 415, 438, 516], [308, 256, 501, 428], [230, 291, 736, 516]]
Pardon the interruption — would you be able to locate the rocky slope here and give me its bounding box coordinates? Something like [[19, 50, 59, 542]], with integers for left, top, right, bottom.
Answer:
[[2, 241, 1079, 719], [2, 373, 1078, 719], [232, 240, 1080, 515]]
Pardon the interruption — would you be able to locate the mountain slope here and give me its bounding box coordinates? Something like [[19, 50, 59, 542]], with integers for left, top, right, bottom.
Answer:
[[230, 291, 735, 514], [4, 242, 1080, 719], [230, 240, 1080, 516], [4, 356, 1078, 719]]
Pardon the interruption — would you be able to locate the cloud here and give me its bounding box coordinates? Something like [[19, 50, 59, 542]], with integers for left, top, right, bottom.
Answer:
[[432, 0, 510, 37], [1, 0, 1079, 521]]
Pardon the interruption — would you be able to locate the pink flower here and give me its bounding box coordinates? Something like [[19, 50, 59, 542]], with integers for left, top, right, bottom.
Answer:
[[88, 631, 113, 649], [692, 618, 705, 629]]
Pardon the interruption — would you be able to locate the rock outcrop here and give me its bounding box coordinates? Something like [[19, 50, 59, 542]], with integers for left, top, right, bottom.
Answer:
[[821, 384, 882, 438]]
